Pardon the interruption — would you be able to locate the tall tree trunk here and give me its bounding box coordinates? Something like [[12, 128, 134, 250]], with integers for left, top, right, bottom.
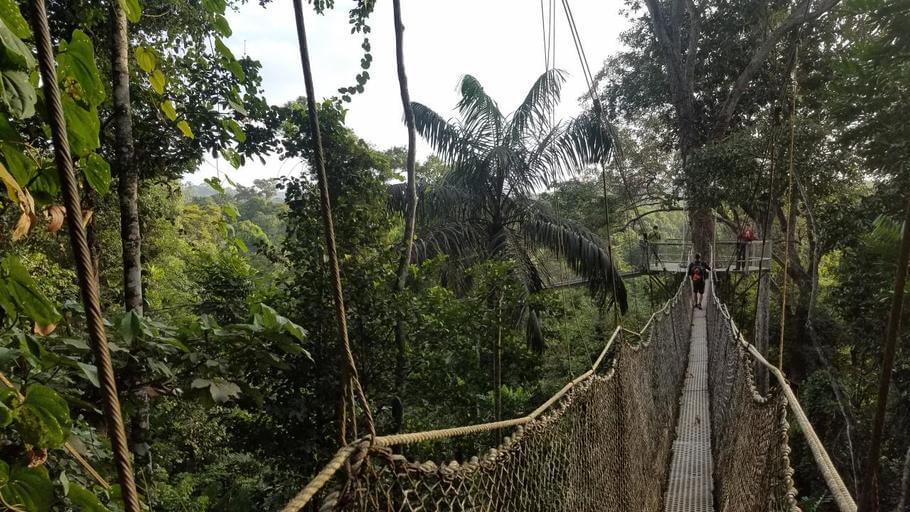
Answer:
[[111, 5, 142, 314], [111, 4, 152, 485], [859, 195, 910, 512], [391, 0, 418, 434]]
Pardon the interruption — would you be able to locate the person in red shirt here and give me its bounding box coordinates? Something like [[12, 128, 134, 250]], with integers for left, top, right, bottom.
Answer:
[[736, 223, 757, 270]]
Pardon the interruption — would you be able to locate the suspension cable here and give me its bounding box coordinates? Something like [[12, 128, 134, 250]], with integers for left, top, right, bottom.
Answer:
[[292, 0, 375, 442], [28, 1, 140, 509], [777, 43, 800, 372]]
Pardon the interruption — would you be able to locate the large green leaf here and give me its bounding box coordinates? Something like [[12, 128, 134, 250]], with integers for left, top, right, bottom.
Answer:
[[17, 384, 72, 449], [0, 256, 61, 325], [159, 100, 177, 121], [0, 18, 34, 70], [0, 141, 35, 184], [0, 0, 31, 39], [62, 96, 100, 157], [0, 465, 52, 512], [0, 70, 36, 119], [57, 30, 105, 107], [119, 310, 145, 344], [149, 69, 165, 94], [212, 14, 232, 37], [68, 483, 111, 511], [117, 0, 141, 23], [79, 153, 111, 196], [133, 46, 157, 74], [221, 118, 246, 143]]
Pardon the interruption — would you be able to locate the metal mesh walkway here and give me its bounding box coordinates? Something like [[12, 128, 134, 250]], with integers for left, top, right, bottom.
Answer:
[[664, 305, 715, 512]]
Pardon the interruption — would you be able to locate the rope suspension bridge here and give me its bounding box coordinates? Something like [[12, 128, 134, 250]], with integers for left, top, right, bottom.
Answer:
[[281, 260, 856, 512], [19, 0, 865, 508]]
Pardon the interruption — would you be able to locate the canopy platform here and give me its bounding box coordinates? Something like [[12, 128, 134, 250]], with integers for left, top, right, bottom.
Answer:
[[642, 239, 773, 274]]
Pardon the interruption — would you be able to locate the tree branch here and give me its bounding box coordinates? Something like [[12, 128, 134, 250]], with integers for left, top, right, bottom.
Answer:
[[715, 0, 841, 133], [619, 207, 686, 231]]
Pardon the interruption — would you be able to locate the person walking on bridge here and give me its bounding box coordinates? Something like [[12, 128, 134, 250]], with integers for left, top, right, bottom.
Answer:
[[688, 253, 711, 309]]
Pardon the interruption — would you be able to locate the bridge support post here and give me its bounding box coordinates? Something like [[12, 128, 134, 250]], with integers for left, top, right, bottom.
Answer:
[[754, 272, 771, 393]]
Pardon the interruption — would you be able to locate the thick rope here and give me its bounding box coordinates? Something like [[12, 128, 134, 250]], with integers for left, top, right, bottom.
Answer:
[[709, 265, 857, 511], [280, 282, 690, 511], [291, 0, 375, 442], [27, 2, 141, 510]]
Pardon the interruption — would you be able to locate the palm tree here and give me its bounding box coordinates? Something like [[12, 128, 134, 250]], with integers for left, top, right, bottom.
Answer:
[[392, 69, 628, 351]]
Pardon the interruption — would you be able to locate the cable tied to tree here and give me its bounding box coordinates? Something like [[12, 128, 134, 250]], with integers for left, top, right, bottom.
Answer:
[[292, 0, 375, 442], [27, 0, 141, 510]]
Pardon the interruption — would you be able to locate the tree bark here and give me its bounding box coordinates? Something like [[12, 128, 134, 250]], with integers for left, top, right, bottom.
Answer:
[[859, 195, 910, 512], [111, 6, 142, 314], [391, 0, 418, 434]]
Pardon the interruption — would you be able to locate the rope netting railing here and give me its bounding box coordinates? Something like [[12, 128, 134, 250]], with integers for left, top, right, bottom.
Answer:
[[706, 276, 857, 512], [284, 279, 692, 511]]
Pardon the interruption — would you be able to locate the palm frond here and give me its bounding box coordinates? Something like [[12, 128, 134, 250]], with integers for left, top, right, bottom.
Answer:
[[411, 220, 486, 264], [530, 110, 614, 184], [412, 102, 465, 162], [457, 75, 504, 143], [509, 69, 566, 141], [524, 211, 628, 313]]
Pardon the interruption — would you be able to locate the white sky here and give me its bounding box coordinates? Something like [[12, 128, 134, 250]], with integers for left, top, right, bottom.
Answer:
[[190, 0, 629, 185]]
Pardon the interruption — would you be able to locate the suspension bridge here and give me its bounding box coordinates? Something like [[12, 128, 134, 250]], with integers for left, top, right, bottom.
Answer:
[[281, 250, 855, 512]]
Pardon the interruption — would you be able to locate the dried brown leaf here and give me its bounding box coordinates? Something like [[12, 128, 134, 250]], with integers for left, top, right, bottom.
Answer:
[[33, 323, 57, 336], [44, 204, 66, 233]]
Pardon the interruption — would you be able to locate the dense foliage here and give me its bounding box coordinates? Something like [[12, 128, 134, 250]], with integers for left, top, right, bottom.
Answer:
[[0, 0, 906, 510]]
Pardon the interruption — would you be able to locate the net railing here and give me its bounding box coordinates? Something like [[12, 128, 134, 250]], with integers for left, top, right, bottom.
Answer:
[[284, 279, 693, 511], [706, 276, 857, 512]]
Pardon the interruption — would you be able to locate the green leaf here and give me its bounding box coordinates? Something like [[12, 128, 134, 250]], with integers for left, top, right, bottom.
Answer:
[[79, 153, 111, 196], [0, 70, 36, 119], [222, 203, 238, 221], [62, 96, 100, 157], [58, 471, 69, 496], [204, 177, 224, 195], [117, 0, 141, 23], [214, 38, 234, 62], [77, 362, 99, 388], [149, 68, 165, 94], [68, 483, 111, 511], [0, 465, 52, 512], [202, 0, 226, 14], [221, 118, 246, 143], [208, 379, 240, 403], [0, 0, 31, 39], [133, 46, 157, 74], [1, 141, 36, 185], [18, 384, 72, 449], [57, 30, 106, 106], [1, 256, 61, 325], [0, 459, 8, 487], [0, 399, 15, 427], [0, 17, 34, 70], [212, 14, 232, 37], [220, 148, 240, 168], [226, 59, 245, 81], [160, 100, 177, 121], [176, 120, 194, 139], [118, 310, 144, 344]]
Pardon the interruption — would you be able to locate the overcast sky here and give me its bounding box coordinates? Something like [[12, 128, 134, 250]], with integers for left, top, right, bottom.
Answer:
[[190, 0, 629, 185]]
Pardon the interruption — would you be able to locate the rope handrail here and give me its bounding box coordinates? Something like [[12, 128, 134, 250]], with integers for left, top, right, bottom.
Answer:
[[708, 268, 857, 512], [281, 278, 688, 511]]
